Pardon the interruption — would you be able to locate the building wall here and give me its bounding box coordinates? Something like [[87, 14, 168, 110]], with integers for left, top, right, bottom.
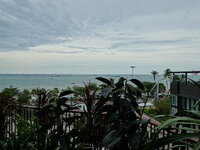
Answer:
[[170, 94, 199, 115]]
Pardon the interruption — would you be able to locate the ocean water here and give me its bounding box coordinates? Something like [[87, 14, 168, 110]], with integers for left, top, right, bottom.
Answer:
[[0, 74, 199, 91]]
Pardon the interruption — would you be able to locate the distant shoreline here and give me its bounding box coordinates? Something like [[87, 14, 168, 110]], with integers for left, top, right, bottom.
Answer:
[[0, 73, 151, 75]]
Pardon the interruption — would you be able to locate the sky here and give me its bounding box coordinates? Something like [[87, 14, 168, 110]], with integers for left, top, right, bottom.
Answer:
[[0, 0, 200, 74]]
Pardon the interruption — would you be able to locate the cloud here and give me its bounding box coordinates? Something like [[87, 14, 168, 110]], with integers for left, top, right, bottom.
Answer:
[[0, 0, 199, 51], [0, 0, 200, 73]]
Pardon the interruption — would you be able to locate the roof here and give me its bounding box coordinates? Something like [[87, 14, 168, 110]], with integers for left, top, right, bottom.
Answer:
[[169, 71, 200, 74]]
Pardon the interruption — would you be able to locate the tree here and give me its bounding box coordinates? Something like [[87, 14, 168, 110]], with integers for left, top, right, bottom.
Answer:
[[151, 70, 158, 81], [1, 86, 19, 99], [163, 68, 171, 92], [73, 82, 99, 98], [18, 89, 31, 105]]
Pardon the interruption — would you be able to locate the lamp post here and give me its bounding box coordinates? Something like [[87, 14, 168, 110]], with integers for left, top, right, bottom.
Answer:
[[130, 66, 135, 79]]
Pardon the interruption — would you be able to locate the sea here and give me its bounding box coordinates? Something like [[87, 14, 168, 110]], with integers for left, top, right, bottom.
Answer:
[[0, 74, 199, 91]]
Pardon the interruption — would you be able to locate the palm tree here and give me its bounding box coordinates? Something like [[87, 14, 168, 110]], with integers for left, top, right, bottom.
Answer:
[[151, 70, 158, 82], [163, 68, 171, 93]]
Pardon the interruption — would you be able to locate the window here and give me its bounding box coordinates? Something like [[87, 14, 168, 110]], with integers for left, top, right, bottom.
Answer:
[[171, 95, 177, 106], [186, 98, 190, 110], [182, 98, 186, 109]]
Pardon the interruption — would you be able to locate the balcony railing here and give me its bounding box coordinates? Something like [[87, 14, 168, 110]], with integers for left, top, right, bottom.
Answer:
[[3, 105, 196, 150]]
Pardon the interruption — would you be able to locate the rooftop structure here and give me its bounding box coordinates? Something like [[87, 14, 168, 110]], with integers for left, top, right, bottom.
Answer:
[[169, 71, 200, 115]]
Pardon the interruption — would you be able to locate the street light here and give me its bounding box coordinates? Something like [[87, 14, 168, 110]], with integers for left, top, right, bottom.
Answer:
[[130, 66, 135, 79]]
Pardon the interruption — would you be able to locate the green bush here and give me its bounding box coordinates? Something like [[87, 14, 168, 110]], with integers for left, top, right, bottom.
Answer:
[[153, 97, 171, 115], [1, 87, 19, 99], [73, 82, 99, 97], [0, 114, 37, 150], [18, 89, 31, 105]]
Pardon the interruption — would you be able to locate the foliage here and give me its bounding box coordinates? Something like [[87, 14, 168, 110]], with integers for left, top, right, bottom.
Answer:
[[142, 81, 166, 95], [73, 82, 99, 98], [163, 68, 171, 78], [77, 82, 107, 149], [146, 81, 200, 149], [1, 86, 19, 99], [96, 77, 149, 150], [50, 88, 59, 98], [0, 114, 37, 150], [31, 88, 53, 108], [98, 78, 115, 89], [36, 90, 80, 150], [2, 77, 200, 149], [18, 89, 31, 105], [151, 70, 158, 81], [73, 86, 86, 97], [0, 91, 17, 139], [143, 108, 156, 117], [153, 97, 171, 115], [163, 68, 172, 92], [147, 107, 200, 149]]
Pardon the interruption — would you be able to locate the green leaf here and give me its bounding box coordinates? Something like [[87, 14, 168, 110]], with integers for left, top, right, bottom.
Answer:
[[101, 129, 121, 147], [191, 99, 200, 110], [130, 79, 145, 90], [96, 77, 112, 86], [107, 109, 119, 122], [97, 105, 112, 115], [172, 127, 200, 132], [153, 114, 174, 119], [155, 133, 199, 148], [100, 87, 112, 98], [187, 110, 200, 117], [157, 116, 200, 131], [126, 84, 142, 97], [194, 140, 200, 150], [114, 77, 125, 90], [169, 144, 192, 150], [59, 90, 74, 97], [94, 97, 108, 113], [57, 97, 69, 106]]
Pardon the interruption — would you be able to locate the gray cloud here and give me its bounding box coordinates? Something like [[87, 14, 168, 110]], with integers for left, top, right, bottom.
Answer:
[[109, 37, 194, 50], [0, 0, 200, 52], [0, 0, 200, 74]]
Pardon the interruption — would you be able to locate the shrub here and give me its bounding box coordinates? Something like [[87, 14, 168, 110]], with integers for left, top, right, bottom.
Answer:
[[153, 97, 171, 115], [18, 89, 31, 105], [96, 77, 149, 149], [0, 114, 37, 150]]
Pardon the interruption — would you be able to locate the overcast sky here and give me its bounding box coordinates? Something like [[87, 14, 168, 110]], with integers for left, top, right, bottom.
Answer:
[[0, 0, 200, 74]]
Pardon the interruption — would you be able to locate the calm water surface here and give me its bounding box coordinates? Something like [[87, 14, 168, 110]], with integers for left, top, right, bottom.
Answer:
[[0, 74, 199, 90]]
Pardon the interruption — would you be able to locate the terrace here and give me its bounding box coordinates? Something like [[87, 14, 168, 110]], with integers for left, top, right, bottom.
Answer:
[[0, 77, 199, 150]]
